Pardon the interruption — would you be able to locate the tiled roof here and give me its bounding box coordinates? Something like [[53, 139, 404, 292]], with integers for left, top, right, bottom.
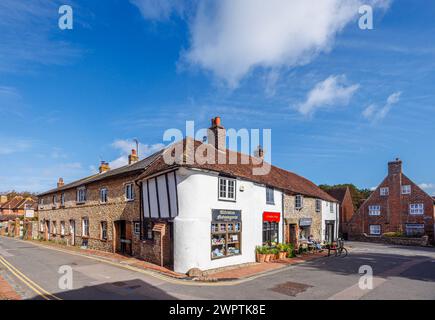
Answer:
[[325, 187, 348, 203], [38, 150, 164, 196], [0, 196, 25, 210], [137, 138, 337, 202]]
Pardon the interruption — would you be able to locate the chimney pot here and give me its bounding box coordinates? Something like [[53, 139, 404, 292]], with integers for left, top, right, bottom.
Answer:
[[57, 178, 64, 188], [207, 116, 226, 151], [388, 158, 402, 175], [128, 149, 139, 165], [99, 161, 110, 173]]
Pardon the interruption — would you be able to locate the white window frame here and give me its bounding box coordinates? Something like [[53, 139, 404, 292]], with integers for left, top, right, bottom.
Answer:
[[125, 183, 135, 201], [369, 224, 381, 235], [266, 187, 274, 204], [330, 202, 334, 213], [368, 205, 381, 216], [77, 187, 86, 203], [100, 188, 108, 203], [134, 222, 140, 235], [401, 185, 411, 195], [60, 221, 65, 236], [409, 203, 424, 215], [295, 195, 304, 209], [82, 218, 89, 237], [315, 199, 321, 212], [218, 177, 236, 201], [380, 187, 389, 196], [101, 221, 107, 240]]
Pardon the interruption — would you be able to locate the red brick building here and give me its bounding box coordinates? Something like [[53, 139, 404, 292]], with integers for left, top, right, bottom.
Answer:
[[325, 187, 355, 239], [348, 159, 434, 243]]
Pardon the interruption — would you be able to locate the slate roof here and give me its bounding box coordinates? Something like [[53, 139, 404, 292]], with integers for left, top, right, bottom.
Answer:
[[38, 150, 164, 196], [137, 138, 337, 202]]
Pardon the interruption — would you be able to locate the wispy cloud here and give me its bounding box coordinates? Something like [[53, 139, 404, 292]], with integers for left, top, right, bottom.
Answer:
[[109, 139, 165, 169], [0, 139, 33, 155], [362, 91, 402, 123], [129, 0, 187, 21], [419, 183, 435, 195], [0, 0, 81, 74], [296, 75, 359, 116]]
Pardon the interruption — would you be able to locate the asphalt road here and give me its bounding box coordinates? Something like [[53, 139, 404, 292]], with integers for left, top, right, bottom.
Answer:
[[1, 236, 435, 300]]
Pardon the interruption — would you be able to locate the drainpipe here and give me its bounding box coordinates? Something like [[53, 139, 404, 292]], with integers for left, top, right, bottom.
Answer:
[[135, 179, 143, 241], [281, 192, 285, 243]]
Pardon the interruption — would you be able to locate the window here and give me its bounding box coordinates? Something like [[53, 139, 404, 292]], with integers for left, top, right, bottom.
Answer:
[[101, 221, 107, 240], [380, 187, 389, 196], [405, 224, 424, 237], [266, 187, 274, 204], [315, 199, 321, 212], [77, 187, 86, 203], [52, 221, 57, 235], [218, 177, 236, 201], [330, 202, 334, 213], [401, 185, 411, 195], [61, 192, 65, 206], [295, 195, 303, 209], [263, 222, 279, 244], [369, 225, 381, 235], [369, 205, 381, 216], [39, 221, 44, 232], [82, 218, 89, 237], [211, 221, 241, 259], [409, 203, 424, 215], [134, 222, 140, 235], [39, 198, 44, 205], [125, 183, 134, 201], [100, 188, 108, 203], [60, 221, 65, 236], [143, 220, 154, 240], [53, 195, 57, 205]]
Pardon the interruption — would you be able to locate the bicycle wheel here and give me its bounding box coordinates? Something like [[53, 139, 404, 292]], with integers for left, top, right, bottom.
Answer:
[[340, 248, 348, 257]]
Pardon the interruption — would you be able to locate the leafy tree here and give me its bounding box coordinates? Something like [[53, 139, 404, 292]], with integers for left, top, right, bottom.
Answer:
[[319, 184, 372, 209]]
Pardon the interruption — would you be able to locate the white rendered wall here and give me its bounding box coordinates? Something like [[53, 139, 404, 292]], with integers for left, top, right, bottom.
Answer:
[[321, 200, 340, 242], [173, 168, 283, 274]]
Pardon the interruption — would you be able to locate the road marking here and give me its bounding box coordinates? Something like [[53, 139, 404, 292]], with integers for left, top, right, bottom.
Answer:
[[0, 255, 62, 300]]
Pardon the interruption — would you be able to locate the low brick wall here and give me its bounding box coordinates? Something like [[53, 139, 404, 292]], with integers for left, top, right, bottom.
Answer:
[[349, 233, 430, 246]]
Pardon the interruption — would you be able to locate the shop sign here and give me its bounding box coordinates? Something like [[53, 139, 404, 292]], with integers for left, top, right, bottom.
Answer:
[[212, 209, 241, 222], [263, 212, 280, 222], [299, 218, 312, 226]]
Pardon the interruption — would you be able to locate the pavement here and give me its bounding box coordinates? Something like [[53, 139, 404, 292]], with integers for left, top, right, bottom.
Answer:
[[1, 236, 435, 300]]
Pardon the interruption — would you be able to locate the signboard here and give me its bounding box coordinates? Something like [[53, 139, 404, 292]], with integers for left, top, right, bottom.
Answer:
[[25, 210, 35, 218], [263, 212, 280, 222], [212, 209, 241, 222], [299, 218, 312, 227]]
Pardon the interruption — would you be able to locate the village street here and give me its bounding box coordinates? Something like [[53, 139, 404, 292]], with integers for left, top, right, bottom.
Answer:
[[1, 236, 434, 300]]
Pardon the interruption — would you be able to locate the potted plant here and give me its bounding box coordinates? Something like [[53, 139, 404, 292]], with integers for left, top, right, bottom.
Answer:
[[269, 248, 279, 262], [255, 246, 267, 263], [276, 244, 287, 259]]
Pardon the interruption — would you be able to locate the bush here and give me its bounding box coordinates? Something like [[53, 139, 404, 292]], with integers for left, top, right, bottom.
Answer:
[[383, 232, 403, 238]]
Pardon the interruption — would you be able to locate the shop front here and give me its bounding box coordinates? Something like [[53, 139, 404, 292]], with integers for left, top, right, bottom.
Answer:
[[299, 218, 312, 241], [262, 212, 280, 245], [211, 209, 242, 259]]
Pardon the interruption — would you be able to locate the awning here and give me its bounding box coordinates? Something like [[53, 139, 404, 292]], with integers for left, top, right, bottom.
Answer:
[[263, 212, 280, 222], [299, 218, 312, 227]]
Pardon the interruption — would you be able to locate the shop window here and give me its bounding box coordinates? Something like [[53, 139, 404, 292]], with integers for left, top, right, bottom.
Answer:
[[263, 222, 279, 244], [101, 221, 107, 240], [299, 225, 310, 240], [211, 210, 241, 259], [143, 220, 154, 240]]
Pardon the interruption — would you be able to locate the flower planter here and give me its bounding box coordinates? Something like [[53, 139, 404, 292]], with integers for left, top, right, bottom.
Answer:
[[279, 252, 287, 260], [256, 253, 266, 263], [264, 254, 272, 262]]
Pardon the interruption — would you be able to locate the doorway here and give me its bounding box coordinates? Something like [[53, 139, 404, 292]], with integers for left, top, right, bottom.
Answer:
[[115, 220, 132, 255], [325, 221, 335, 243], [288, 224, 297, 246]]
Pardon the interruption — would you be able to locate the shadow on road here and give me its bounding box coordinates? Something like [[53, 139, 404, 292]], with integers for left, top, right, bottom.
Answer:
[[28, 279, 178, 300]]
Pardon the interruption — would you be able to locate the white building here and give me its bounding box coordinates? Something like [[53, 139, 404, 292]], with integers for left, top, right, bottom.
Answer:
[[137, 117, 339, 274]]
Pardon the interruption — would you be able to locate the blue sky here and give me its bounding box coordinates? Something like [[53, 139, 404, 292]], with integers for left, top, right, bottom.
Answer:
[[0, 0, 434, 195]]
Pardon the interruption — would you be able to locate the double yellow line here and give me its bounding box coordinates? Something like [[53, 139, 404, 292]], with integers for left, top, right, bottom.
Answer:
[[0, 255, 61, 300]]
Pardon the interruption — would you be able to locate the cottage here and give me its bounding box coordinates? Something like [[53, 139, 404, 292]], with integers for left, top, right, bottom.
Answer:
[[136, 117, 339, 273], [348, 159, 434, 243]]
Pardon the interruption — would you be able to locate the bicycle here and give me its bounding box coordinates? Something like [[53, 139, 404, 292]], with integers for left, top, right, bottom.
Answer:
[[327, 238, 348, 257]]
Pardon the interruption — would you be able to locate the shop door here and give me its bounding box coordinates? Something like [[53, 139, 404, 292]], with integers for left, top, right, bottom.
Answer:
[[116, 220, 132, 255], [325, 221, 335, 243]]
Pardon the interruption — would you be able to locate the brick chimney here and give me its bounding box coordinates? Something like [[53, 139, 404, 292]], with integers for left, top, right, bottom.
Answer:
[[128, 149, 139, 165], [99, 161, 110, 173], [0, 195, 7, 204], [57, 178, 64, 188], [207, 116, 226, 151], [388, 158, 402, 176], [254, 145, 264, 159]]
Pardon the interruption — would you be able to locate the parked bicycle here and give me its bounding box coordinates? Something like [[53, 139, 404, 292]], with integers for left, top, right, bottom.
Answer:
[[327, 238, 348, 257]]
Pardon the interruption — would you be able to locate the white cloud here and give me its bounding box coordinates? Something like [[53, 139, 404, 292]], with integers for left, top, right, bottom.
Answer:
[[363, 91, 402, 122], [130, 0, 186, 20], [0, 139, 32, 155], [182, 0, 391, 87], [109, 139, 165, 169], [296, 75, 359, 116], [419, 183, 435, 193]]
